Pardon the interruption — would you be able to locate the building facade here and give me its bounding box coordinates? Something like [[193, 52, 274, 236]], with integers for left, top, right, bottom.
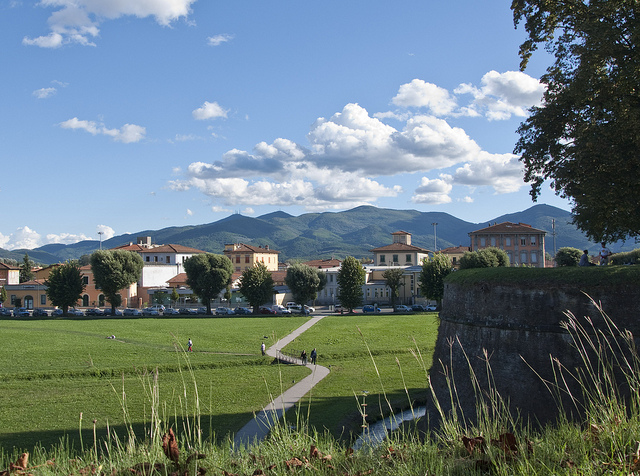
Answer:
[[469, 222, 547, 268], [369, 231, 430, 267], [223, 243, 280, 273]]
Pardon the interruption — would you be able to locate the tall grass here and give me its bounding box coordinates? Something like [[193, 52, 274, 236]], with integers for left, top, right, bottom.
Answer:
[[3, 303, 640, 474]]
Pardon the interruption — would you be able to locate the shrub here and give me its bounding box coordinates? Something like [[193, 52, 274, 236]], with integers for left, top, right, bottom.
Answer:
[[459, 247, 509, 269], [610, 248, 640, 265], [555, 247, 582, 266]]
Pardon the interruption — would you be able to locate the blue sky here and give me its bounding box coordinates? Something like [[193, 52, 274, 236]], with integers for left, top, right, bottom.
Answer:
[[0, 0, 571, 250]]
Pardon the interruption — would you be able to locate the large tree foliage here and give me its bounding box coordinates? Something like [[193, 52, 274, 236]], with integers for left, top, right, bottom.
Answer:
[[337, 256, 366, 313], [285, 263, 321, 307], [184, 253, 234, 315], [459, 248, 510, 269], [382, 268, 405, 309], [420, 254, 453, 305], [555, 246, 582, 266], [513, 0, 640, 242], [239, 263, 274, 313], [45, 261, 85, 316], [20, 253, 34, 283], [90, 250, 144, 315]]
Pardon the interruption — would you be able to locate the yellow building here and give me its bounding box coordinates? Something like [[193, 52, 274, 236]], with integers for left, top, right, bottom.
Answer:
[[223, 243, 280, 273]]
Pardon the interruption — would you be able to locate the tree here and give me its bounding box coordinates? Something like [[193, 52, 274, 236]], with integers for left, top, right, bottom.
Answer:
[[420, 254, 453, 305], [170, 288, 180, 307], [337, 256, 366, 313], [555, 247, 582, 267], [459, 248, 510, 269], [285, 264, 321, 307], [183, 253, 234, 315], [19, 253, 34, 283], [45, 261, 85, 316], [239, 263, 274, 313], [0, 286, 6, 305], [90, 250, 144, 315], [512, 0, 640, 242], [383, 268, 405, 309]]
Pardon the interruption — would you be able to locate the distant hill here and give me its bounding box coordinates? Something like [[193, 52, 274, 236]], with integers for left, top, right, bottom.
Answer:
[[0, 204, 616, 265]]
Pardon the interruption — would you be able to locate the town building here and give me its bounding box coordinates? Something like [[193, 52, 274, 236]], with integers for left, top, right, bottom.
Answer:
[[438, 246, 471, 269], [0, 262, 20, 288], [468, 222, 547, 268], [223, 243, 280, 273], [369, 231, 430, 266]]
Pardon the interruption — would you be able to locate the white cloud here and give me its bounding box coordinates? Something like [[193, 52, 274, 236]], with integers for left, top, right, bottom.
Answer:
[[412, 177, 453, 204], [241, 207, 255, 215], [59, 117, 146, 143], [186, 209, 194, 216], [171, 73, 537, 211], [96, 225, 115, 240], [45, 232, 92, 245], [23, 0, 196, 48], [0, 226, 41, 250], [392, 79, 457, 116], [33, 87, 57, 98], [455, 70, 545, 120], [192, 101, 229, 120], [207, 34, 234, 46]]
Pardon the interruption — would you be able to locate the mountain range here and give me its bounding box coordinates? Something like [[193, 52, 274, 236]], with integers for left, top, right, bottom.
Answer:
[[0, 204, 618, 266]]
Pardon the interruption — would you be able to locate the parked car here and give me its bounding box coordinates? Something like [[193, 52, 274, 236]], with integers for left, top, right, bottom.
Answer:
[[215, 307, 233, 315], [303, 305, 315, 314], [334, 304, 343, 313], [260, 306, 277, 315], [179, 307, 198, 315], [32, 308, 50, 317], [196, 307, 208, 315], [13, 307, 30, 317], [394, 305, 413, 313], [271, 305, 291, 315], [286, 302, 302, 312], [86, 308, 104, 316], [148, 304, 165, 313], [411, 304, 426, 312], [68, 308, 85, 316], [103, 308, 123, 316], [0, 308, 13, 316], [163, 308, 180, 315], [425, 304, 437, 311], [234, 307, 252, 315], [363, 305, 380, 313], [142, 307, 160, 316], [51, 308, 64, 316], [123, 308, 142, 316]]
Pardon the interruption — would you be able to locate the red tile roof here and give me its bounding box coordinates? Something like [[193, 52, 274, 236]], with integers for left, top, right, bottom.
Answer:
[[139, 244, 206, 254], [224, 243, 280, 254], [469, 222, 546, 234], [303, 258, 342, 268], [369, 243, 430, 253]]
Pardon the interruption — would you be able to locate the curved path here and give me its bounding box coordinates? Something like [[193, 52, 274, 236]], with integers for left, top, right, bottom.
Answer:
[[233, 314, 330, 447]]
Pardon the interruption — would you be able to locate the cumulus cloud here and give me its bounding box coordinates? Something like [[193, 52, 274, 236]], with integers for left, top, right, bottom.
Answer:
[[455, 70, 546, 120], [33, 87, 57, 98], [23, 0, 196, 48], [192, 101, 229, 120], [207, 34, 234, 46], [171, 72, 539, 211], [59, 117, 146, 143], [46, 232, 92, 245], [412, 177, 453, 204], [96, 225, 115, 240]]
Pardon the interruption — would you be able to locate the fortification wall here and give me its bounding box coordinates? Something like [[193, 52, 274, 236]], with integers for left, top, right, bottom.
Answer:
[[428, 280, 640, 426]]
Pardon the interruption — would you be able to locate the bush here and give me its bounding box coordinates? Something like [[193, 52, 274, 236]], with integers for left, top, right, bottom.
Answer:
[[555, 247, 582, 266], [459, 247, 509, 269], [610, 248, 640, 265]]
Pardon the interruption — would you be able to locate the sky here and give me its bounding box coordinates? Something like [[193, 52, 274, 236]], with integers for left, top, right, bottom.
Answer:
[[0, 0, 572, 251]]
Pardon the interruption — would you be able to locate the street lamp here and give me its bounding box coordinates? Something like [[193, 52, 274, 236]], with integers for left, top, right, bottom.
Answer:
[[431, 222, 438, 253], [98, 231, 104, 250]]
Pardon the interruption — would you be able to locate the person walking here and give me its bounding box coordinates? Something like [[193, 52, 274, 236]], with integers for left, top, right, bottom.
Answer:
[[188, 338, 192, 352], [261, 342, 266, 356], [310, 348, 317, 365], [300, 350, 307, 365]]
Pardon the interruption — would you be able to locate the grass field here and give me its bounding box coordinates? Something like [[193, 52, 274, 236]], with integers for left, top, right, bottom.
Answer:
[[0, 313, 440, 452]]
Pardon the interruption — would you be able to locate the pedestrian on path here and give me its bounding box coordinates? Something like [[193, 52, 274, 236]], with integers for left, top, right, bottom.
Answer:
[[310, 348, 317, 365], [261, 342, 266, 355], [300, 349, 307, 365], [188, 338, 192, 352]]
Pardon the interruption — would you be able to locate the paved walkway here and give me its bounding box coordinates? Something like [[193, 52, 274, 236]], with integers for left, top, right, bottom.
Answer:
[[233, 315, 330, 448]]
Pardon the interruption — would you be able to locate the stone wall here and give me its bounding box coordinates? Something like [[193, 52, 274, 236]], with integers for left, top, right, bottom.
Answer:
[[427, 279, 640, 427]]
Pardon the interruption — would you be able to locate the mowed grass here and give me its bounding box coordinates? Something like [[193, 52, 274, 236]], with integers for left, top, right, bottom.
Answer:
[[280, 313, 439, 441], [0, 317, 310, 451], [0, 313, 440, 452]]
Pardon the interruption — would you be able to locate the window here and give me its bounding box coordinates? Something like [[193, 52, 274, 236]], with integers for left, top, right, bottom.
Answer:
[[245, 256, 250, 263], [531, 236, 536, 245], [380, 255, 386, 263], [531, 252, 537, 263], [520, 252, 527, 263], [82, 276, 89, 285], [41, 294, 46, 305], [406, 254, 411, 263], [10, 294, 16, 304], [166, 256, 171, 263], [490, 237, 496, 247], [452, 257, 457, 265], [520, 237, 527, 246], [236, 256, 240, 263], [146, 256, 150, 262], [154, 256, 158, 262], [393, 254, 399, 263], [480, 237, 486, 247], [505, 237, 511, 246]]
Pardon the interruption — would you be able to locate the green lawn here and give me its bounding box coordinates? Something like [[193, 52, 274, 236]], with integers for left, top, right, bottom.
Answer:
[[0, 314, 440, 451]]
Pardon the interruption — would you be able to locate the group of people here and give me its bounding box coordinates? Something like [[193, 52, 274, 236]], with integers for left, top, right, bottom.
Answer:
[[579, 242, 613, 267], [300, 348, 317, 365]]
